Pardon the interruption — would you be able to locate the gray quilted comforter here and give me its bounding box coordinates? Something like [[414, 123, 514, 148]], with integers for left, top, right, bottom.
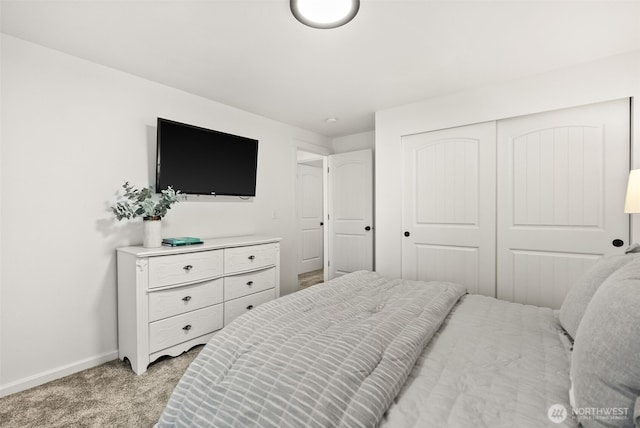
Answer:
[[157, 271, 466, 428], [380, 294, 576, 428]]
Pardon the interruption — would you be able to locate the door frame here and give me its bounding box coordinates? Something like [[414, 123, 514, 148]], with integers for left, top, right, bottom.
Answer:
[[295, 147, 330, 282]]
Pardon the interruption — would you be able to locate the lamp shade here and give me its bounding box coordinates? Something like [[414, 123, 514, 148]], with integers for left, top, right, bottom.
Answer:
[[624, 169, 640, 213]]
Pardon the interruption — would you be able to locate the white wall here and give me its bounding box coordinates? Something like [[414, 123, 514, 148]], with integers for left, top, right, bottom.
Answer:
[[0, 35, 331, 395], [375, 50, 640, 279], [331, 131, 374, 154], [0, 25, 4, 398], [297, 149, 325, 162]]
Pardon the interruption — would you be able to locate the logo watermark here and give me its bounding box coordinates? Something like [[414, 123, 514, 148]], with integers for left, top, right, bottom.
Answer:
[[548, 404, 629, 424], [548, 404, 568, 423]]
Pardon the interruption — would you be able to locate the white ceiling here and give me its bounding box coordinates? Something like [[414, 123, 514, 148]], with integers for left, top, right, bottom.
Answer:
[[2, 1, 639, 138]]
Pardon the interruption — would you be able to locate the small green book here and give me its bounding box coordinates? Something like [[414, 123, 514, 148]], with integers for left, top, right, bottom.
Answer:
[[162, 237, 203, 247]]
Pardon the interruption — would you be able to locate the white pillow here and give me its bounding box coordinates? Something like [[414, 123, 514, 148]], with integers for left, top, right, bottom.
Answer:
[[559, 253, 636, 339], [571, 258, 640, 427]]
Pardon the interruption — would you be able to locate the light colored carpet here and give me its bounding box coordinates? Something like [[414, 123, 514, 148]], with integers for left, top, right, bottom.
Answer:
[[298, 269, 324, 289], [0, 345, 202, 428], [2, 278, 325, 428]]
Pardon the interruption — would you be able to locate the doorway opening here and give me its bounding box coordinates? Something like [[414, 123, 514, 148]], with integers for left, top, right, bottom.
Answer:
[[296, 150, 328, 290]]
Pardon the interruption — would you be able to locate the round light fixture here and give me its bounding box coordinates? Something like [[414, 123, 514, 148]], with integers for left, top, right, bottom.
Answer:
[[291, 0, 360, 29]]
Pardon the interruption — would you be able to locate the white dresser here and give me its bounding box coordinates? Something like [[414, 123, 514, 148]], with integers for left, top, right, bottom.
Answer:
[[117, 235, 281, 374]]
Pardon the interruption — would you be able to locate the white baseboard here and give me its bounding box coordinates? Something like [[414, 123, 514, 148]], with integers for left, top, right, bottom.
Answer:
[[0, 350, 119, 398]]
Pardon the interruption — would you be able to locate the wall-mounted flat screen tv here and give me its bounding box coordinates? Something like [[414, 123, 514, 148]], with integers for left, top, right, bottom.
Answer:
[[156, 118, 259, 196]]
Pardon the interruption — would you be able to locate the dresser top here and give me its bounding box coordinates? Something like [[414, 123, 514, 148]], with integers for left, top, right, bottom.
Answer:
[[117, 235, 281, 257]]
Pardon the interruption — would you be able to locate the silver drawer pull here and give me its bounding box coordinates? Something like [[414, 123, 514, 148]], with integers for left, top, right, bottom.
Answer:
[[183, 265, 193, 271], [246, 305, 254, 310], [248, 255, 256, 260], [182, 296, 192, 302], [182, 324, 192, 331], [246, 281, 254, 286]]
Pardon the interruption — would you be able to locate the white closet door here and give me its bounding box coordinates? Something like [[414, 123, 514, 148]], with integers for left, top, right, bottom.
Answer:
[[328, 149, 374, 279], [297, 163, 324, 274], [497, 99, 630, 309], [402, 122, 497, 296]]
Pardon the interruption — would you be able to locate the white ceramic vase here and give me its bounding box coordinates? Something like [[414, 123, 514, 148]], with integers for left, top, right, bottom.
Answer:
[[143, 216, 162, 248]]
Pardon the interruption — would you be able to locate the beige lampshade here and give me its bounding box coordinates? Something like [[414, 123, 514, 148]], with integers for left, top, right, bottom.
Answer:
[[624, 169, 640, 213]]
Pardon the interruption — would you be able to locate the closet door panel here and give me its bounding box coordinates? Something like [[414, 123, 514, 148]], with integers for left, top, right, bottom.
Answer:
[[497, 99, 630, 309], [507, 250, 600, 309], [402, 121, 496, 296], [413, 245, 479, 289]]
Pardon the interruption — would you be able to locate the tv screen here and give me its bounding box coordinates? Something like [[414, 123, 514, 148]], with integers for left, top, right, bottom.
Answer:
[[156, 118, 259, 196]]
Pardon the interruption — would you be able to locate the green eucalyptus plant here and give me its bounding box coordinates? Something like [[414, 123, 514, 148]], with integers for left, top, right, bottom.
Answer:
[[111, 181, 181, 221]]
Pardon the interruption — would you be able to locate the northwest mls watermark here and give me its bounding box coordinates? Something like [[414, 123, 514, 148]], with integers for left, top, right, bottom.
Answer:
[[548, 404, 629, 424]]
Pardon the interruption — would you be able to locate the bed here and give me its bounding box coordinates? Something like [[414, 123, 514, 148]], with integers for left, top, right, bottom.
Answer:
[[157, 253, 640, 428]]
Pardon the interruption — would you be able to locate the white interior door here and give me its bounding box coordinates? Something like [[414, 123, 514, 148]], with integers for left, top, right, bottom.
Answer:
[[328, 149, 373, 279], [497, 98, 630, 309], [297, 163, 324, 274], [402, 122, 497, 296]]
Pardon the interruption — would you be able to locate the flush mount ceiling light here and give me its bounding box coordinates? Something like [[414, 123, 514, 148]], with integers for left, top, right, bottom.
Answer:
[[291, 0, 360, 29]]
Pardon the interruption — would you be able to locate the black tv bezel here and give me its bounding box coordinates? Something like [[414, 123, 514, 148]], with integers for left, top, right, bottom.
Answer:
[[155, 118, 259, 197]]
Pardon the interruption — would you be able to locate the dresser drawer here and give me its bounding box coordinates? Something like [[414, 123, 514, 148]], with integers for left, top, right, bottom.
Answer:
[[224, 244, 278, 274], [149, 278, 223, 322], [224, 288, 275, 325], [148, 250, 223, 289], [224, 268, 276, 301], [149, 304, 223, 353]]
